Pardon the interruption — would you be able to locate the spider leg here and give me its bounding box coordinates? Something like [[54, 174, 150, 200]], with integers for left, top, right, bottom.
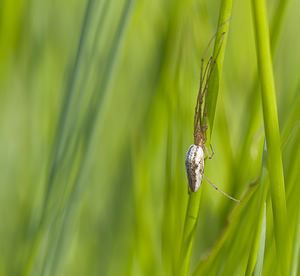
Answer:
[[197, 57, 213, 134], [194, 20, 229, 139], [200, 18, 231, 62], [201, 32, 226, 133], [194, 55, 205, 132], [204, 144, 215, 159], [203, 174, 240, 202], [209, 144, 215, 158]]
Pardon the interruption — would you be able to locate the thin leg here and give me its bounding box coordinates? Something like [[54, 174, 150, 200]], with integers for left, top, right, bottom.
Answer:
[[201, 32, 226, 100], [200, 18, 231, 62], [204, 144, 215, 159], [203, 174, 240, 202], [209, 144, 215, 158], [195, 57, 212, 132], [200, 33, 226, 135]]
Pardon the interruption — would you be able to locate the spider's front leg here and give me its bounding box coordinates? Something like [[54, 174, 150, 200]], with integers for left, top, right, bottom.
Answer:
[[204, 144, 214, 159]]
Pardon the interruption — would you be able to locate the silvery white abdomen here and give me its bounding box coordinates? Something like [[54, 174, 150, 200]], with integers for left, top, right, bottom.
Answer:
[[185, 144, 205, 192]]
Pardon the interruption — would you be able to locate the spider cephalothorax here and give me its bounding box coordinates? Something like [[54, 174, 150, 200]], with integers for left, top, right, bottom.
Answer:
[[194, 127, 207, 147]]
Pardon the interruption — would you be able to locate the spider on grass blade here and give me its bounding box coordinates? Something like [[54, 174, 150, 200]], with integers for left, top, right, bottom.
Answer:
[[185, 20, 240, 203]]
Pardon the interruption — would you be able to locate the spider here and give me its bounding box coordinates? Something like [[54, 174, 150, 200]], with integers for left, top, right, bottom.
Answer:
[[185, 21, 240, 203]]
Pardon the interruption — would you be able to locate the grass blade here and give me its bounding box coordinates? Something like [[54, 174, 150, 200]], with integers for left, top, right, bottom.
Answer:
[[253, 204, 266, 276], [178, 1, 233, 274], [251, 0, 289, 274]]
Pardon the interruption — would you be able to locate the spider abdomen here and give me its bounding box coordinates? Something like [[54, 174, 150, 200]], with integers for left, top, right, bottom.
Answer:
[[185, 144, 205, 192]]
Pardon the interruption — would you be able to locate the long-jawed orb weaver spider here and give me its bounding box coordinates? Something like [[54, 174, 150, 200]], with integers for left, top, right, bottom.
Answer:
[[185, 20, 240, 203]]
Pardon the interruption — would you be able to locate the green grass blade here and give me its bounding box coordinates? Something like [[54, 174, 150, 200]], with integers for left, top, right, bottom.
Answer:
[[43, 1, 136, 274], [251, 0, 289, 274], [253, 204, 266, 276], [206, 0, 232, 138], [178, 1, 233, 274], [245, 142, 268, 276], [269, 0, 290, 53], [290, 208, 300, 276], [192, 183, 259, 276], [44, 0, 97, 208], [178, 189, 202, 275]]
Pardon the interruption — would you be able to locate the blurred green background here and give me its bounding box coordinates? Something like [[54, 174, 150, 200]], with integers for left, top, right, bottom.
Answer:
[[0, 0, 299, 275]]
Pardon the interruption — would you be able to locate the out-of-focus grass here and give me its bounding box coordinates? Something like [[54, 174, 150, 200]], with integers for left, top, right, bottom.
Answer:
[[0, 0, 299, 275]]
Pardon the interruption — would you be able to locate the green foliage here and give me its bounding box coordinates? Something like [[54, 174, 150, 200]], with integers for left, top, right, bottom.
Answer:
[[251, 0, 289, 274], [0, 0, 299, 275]]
